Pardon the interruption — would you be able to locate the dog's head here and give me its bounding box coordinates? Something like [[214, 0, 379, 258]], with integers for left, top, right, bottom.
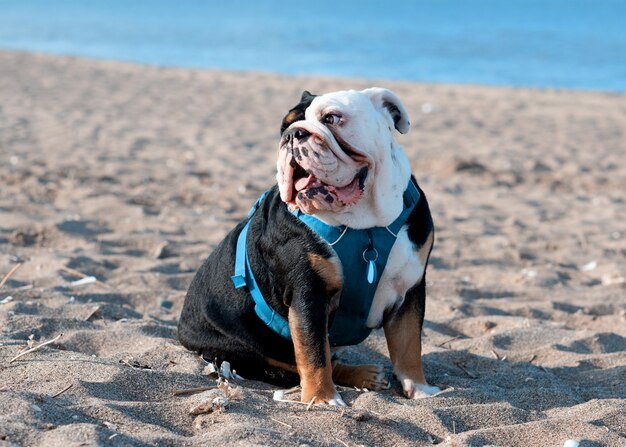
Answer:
[[277, 88, 411, 223]]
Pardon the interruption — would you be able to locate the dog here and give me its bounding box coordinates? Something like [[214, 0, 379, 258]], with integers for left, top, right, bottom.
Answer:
[[178, 88, 440, 406]]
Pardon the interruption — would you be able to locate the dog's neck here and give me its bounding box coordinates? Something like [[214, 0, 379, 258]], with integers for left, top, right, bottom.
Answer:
[[312, 142, 412, 229]]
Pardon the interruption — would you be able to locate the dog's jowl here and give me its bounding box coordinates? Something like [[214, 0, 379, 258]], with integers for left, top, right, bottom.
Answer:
[[178, 88, 440, 405]]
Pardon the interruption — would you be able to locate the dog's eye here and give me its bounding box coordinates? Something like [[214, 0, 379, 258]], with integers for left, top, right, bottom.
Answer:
[[322, 113, 341, 125]]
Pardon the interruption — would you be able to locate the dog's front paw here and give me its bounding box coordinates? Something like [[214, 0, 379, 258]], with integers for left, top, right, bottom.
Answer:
[[301, 387, 346, 406], [399, 377, 440, 399]]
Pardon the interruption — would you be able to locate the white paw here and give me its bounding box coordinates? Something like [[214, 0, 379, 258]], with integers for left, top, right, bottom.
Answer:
[[218, 361, 243, 380], [327, 391, 347, 407], [400, 378, 440, 399], [412, 383, 441, 398]]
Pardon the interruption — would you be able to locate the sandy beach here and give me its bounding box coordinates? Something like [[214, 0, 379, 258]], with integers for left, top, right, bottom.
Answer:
[[0, 50, 625, 446]]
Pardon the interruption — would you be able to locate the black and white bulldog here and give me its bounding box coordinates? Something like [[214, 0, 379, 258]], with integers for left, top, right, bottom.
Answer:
[[178, 88, 440, 405]]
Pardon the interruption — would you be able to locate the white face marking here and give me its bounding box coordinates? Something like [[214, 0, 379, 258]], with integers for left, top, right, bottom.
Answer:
[[366, 227, 425, 328], [304, 92, 389, 167], [277, 88, 412, 229]]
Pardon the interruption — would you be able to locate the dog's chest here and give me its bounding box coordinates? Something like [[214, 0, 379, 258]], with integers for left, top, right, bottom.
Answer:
[[365, 227, 425, 328]]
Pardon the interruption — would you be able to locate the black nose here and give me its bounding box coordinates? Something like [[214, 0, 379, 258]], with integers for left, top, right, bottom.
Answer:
[[292, 128, 311, 140], [294, 128, 310, 140]]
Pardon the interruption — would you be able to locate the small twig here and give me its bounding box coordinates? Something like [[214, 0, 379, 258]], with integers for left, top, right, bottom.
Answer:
[[9, 333, 63, 363], [173, 386, 216, 396], [306, 396, 317, 411], [336, 438, 350, 447], [437, 335, 460, 348], [454, 362, 477, 379], [60, 267, 108, 288], [269, 417, 293, 429], [69, 276, 96, 287], [453, 420, 456, 434], [51, 383, 73, 398], [528, 354, 537, 363], [283, 385, 301, 395], [490, 349, 500, 360], [119, 359, 133, 368], [0, 263, 22, 289], [119, 359, 151, 370], [60, 266, 91, 278]]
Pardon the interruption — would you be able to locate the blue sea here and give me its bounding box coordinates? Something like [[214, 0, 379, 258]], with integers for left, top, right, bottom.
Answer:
[[1, 0, 625, 91]]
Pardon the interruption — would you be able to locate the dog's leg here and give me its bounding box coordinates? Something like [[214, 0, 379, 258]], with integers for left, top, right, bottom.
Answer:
[[288, 305, 345, 406], [383, 277, 440, 398], [332, 362, 389, 390]]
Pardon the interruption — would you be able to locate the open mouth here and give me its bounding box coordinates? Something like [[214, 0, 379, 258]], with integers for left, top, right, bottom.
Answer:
[[277, 122, 371, 213], [289, 160, 368, 209]]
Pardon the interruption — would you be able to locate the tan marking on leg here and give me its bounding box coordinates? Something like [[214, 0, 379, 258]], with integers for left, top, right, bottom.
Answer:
[[384, 307, 427, 395], [264, 357, 298, 374], [307, 252, 343, 293], [332, 362, 388, 390], [288, 308, 336, 403], [418, 230, 434, 267]]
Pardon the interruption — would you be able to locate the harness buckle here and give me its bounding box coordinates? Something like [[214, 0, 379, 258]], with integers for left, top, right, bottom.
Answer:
[[231, 274, 246, 289]]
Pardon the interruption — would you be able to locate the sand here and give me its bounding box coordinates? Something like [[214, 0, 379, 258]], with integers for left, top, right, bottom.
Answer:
[[0, 50, 625, 447]]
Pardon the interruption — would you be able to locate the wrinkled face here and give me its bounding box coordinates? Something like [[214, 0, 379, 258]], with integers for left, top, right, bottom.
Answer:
[[277, 89, 409, 215]]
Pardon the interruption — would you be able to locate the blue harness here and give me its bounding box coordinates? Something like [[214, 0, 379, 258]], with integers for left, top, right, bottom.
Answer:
[[231, 180, 420, 347]]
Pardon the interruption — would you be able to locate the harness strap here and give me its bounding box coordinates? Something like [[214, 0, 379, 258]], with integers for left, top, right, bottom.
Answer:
[[231, 179, 420, 344], [231, 192, 292, 339], [230, 221, 248, 289]]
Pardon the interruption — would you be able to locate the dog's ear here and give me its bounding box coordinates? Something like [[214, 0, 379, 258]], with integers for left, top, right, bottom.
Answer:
[[300, 90, 315, 103], [362, 87, 410, 134], [280, 90, 317, 135]]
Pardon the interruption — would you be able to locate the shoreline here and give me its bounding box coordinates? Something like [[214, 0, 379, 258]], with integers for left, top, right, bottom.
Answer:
[[2, 49, 625, 95]]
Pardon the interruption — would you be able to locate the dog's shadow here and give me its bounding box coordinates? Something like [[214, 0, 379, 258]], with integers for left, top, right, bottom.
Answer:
[[329, 337, 625, 444], [335, 328, 626, 409]]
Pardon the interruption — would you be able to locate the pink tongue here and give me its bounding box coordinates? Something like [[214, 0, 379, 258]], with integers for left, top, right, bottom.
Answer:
[[331, 178, 362, 205], [295, 174, 315, 191]]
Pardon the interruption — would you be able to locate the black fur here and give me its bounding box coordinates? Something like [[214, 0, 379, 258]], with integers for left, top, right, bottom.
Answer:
[[382, 100, 403, 130], [280, 90, 317, 134], [406, 179, 435, 255], [178, 186, 337, 385]]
